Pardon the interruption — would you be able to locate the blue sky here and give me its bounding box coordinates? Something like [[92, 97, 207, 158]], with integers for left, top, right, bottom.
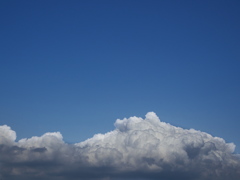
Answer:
[[0, 0, 240, 156]]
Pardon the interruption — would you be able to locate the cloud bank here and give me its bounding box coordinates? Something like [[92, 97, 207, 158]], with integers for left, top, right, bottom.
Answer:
[[0, 112, 239, 180]]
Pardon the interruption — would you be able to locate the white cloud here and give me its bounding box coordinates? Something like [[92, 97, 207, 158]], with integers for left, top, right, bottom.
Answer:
[[0, 125, 16, 145], [0, 112, 239, 180], [18, 131, 64, 149]]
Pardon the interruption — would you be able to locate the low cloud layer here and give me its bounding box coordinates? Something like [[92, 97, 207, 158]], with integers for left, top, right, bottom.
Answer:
[[0, 112, 239, 180]]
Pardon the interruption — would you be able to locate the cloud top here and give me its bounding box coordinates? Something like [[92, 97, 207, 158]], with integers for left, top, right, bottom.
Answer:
[[0, 125, 16, 145], [0, 112, 239, 180]]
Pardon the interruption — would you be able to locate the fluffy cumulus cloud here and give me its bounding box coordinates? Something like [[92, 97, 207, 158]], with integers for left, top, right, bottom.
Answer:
[[0, 112, 239, 180]]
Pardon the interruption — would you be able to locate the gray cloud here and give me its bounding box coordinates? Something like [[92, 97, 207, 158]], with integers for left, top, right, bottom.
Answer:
[[0, 112, 239, 180]]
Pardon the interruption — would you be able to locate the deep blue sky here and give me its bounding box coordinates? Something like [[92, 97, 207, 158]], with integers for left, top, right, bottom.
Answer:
[[0, 0, 239, 152]]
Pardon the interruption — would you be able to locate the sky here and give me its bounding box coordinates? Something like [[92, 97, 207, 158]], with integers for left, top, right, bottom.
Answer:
[[0, 0, 240, 179]]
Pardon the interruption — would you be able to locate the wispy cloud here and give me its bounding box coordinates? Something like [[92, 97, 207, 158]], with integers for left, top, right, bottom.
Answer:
[[0, 112, 239, 180]]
